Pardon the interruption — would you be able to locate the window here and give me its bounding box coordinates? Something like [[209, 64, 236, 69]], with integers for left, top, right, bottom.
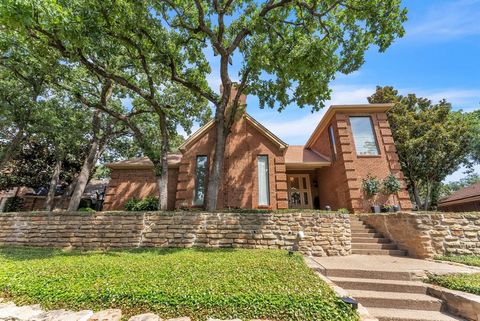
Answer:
[[350, 116, 380, 156], [193, 156, 208, 205], [328, 125, 337, 161], [257, 155, 270, 206]]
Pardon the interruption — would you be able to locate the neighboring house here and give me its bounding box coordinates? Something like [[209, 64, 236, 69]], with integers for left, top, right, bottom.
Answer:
[[104, 91, 412, 213], [438, 182, 480, 212], [0, 179, 108, 212]]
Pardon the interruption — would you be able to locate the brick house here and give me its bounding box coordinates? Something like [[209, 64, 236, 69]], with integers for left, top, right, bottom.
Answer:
[[104, 95, 412, 213]]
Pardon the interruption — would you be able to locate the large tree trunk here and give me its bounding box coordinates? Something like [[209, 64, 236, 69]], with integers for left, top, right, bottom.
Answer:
[[424, 180, 433, 211], [206, 110, 228, 211], [411, 181, 422, 210], [158, 112, 169, 211], [67, 138, 100, 211], [45, 159, 62, 211]]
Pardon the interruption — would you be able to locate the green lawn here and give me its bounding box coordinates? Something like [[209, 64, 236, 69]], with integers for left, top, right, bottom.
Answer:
[[428, 255, 480, 295], [428, 273, 480, 295], [435, 254, 480, 267], [0, 247, 358, 321]]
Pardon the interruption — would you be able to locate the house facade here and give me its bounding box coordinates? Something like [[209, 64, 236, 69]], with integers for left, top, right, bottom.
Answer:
[[104, 96, 412, 213]]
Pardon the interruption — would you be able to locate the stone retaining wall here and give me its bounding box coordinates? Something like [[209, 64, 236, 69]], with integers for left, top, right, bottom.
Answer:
[[358, 212, 480, 258], [0, 211, 351, 256]]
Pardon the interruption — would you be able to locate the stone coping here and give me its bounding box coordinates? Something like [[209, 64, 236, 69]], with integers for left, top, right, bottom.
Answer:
[[426, 285, 480, 321], [358, 211, 480, 217], [0, 210, 349, 217]]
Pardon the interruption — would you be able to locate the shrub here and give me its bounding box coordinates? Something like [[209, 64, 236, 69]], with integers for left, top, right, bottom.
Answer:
[[78, 207, 96, 213], [337, 208, 350, 214], [4, 196, 24, 212], [362, 174, 380, 198], [382, 173, 401, 195], [124, 196, 159, 211]]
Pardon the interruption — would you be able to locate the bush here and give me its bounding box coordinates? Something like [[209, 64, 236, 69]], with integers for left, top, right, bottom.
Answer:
[[124, 196, 159, 211], [78, 207, 96, 213], [362, 174, 380, 198], [382, 173, 401, 195], [337, 208, 350, 214], [4, 196, 24, 212]]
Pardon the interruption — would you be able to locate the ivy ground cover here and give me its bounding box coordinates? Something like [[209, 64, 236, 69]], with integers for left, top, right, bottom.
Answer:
[[0, 247, 358, 321], [428, 255, 480, 295]]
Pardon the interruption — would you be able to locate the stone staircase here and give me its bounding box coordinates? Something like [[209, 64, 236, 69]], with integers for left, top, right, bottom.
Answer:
[[351, 216, 407, 256], [311, 216, 465, 321]]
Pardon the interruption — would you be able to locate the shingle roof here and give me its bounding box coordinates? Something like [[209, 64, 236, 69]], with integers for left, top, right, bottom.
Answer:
[[284, 145, 330, 164], [439, 182, 480, 204], [106, 155, 182, 169]]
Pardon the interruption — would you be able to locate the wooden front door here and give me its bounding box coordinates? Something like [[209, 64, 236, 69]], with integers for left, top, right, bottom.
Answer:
[[287, 174, 312, 209]]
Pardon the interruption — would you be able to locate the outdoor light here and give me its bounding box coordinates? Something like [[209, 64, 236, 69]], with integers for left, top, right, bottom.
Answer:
[[341, 297, 358, 310], [325, 205, 331, 211], [297, 231, 305, 239]]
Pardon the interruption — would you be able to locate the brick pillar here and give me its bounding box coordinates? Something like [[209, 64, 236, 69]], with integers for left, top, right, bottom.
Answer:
[[274, 157, 288, 209], [175, 162, 190, 209]]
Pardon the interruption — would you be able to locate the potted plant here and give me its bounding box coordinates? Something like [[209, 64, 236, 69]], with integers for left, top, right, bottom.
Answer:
[[382, 173, 401, 212], [362, 174, 381, 213], [381, 204, 394, 213]]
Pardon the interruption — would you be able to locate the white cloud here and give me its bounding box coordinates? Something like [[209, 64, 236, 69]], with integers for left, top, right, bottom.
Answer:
[[406, 0, 480, 40]]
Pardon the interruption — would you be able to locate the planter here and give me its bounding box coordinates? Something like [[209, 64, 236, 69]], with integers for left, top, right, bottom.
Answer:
[[371, 205, 381, 214], [381, 206, 394, 213], [393, 205, 400, 212]]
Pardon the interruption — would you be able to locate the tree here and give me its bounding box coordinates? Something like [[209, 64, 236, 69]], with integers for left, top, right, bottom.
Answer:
[[0, 0, 210, 210], [368, 86, 475, 210], [439, 173, 480, 199], [153, 0, 408, 210], [467, 110, 480, 164]]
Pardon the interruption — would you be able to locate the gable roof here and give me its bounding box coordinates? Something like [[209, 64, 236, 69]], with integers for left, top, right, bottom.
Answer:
[[305, 103, 394, 149], [439, 182, 480, 206], [178, 113, 288, 152], [106, 155, 182, 169], [284, 145, 330, 168]]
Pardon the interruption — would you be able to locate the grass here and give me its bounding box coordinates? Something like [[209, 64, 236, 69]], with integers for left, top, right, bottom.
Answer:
[[435, 254, 480, 267], [0, 247, 358, 321], [428, 255, 480, 295], [428, 273, 480, 295]]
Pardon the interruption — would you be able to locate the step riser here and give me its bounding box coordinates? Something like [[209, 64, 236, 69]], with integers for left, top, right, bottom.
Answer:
[[351, 229, 377, 233], [351, 233, 383, 238], [352, 249, 406, 256], [334, 281, 427, 294], [321, 269, 413, 280], [352, 244, 398, 250], [355, 297, 442, 311], [352, 238, 391, 244]]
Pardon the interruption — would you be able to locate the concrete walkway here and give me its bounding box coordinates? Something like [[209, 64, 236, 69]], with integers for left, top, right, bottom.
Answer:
[[312, 254, 480, 277], [311, 255, 480, 321]]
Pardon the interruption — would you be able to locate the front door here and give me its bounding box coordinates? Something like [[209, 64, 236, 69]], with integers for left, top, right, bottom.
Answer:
[[287, 174, 312, 209]]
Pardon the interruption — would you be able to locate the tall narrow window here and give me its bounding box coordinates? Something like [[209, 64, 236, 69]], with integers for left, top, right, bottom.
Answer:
[[257, 155, 270, 206], [194, 155, 208, 205], [328, 125, 337, 161], [350, 116, 380, 156]]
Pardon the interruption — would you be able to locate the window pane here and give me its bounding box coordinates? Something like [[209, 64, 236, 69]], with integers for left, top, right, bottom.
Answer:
[[328, 125, 337, 160], [350, 117, 379, 155], [303, 192, 309, 205], [288, 176, 300, 189], [302, 177, 307, 189], [194, 156, 207, 205], [257, 155, 269, 206]]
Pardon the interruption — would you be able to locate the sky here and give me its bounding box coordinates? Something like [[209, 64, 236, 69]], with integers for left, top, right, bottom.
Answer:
[[199, 0, 480, 183]]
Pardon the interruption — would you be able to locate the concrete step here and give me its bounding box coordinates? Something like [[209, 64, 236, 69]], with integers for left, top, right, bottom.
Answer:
[[352, 249, 406, 256], [351, 243, 399, 250], [367, 308, 464, 321], [329, 277, 427, 294], [352, 237, 391, 244], [348, 290, 443, 311], [351, 232, 383, 238], [351, 228, 377, 233], [321, 268, 414, 280]]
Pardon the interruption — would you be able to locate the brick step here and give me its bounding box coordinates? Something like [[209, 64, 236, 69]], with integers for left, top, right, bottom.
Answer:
[[367, 308, 463, 321], [351, 232, 383, 238], [352, 249, 406, 256], [351, 237, 391, 244], [320, 268, 414, 280], [351, 243, 398, 250], [347, 290, 443, 311], [329, 277, 427, 294]]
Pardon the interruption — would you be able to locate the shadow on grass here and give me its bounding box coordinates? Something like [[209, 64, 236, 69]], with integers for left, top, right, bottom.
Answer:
[[0, 246, 238, 261]]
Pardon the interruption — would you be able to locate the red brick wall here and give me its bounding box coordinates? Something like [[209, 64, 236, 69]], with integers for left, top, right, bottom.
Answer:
[[103, 168, 178, 211], [176, 115, 287, 210], [311, 111, 412, 212]]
